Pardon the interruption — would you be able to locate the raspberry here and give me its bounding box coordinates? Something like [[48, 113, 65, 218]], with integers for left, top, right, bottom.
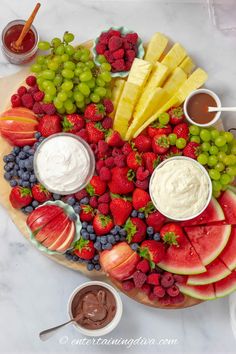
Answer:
[[123, 39, 133, 50], [148, 292, 157, 302], [90, 143, 98, 154], [99, 32, 110, 45], [76, 128, 89, 142], [108, 29, 121, 38], [98, 192, 110, 204], [141, 283, 151, 296], [125, 61, 133, 71], [32, 102, 44, 115], [33, 91, 45, 102], [160, 273, 175, 288], [147, 273, 160, 285], [96, 160, 105, 173], [11, 94, 21, 107], [135, 178, 149, 190], [112, 59, 125, 72], [96, 43, 106, 55], [153, 285, 165, 298], [133, 271, 147, 288], [169, 293, 185, 304], [28, 85, 39, 95], [108, 36, 123, 52], [113, 48, 124, 59], [126, 49, 136, 62], [104, 156, 115, 168], [102, 116, 113, 129], [122, 142, 133, 155], [99, 166, 112, 182], [112, 147, 123, 157], [21, 93, 34, 109], [26, 75, 36, 87], [98, 140, 109, 154], [173, 274, 187, 284], [41, 103, 56, 115], [17, 86, 27, 97], [122, 280, 135, 292], [89, 196, 98, 208], [167, 285, 180, 297], [98, 203, 109, 215], [136, 259, 150, 273], [75, 189, 88, 201], [158, 295, 171, 306], [136, 166, 150, 181], [125, 33, 138, 44], [114, 155, 126, 167], [103, 99, 114, 114]]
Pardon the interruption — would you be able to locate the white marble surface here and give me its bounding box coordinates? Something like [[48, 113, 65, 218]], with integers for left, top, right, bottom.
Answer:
[[0, 1, 236, 354]]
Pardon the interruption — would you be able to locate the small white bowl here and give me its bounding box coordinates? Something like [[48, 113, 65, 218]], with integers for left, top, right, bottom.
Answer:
[[183, 88, 221, 127], [149, 156, 212, 221], [68, 281, 123, 337]]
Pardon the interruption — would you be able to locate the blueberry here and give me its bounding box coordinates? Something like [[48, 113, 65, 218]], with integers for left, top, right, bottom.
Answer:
[[95, 264, 101, 271], [22, 172, 30, 181], [8, 162, 15, 169], [28, 149, 35, 155], [8, 154, 15, 162], [80, 197, 89, 204], [119, 229, 127, 237], [94, 241, 102, 251], [111, 228, 118, 235], [18, 170, 22, 177], [22, 181, 30, 188], [30, 183, 35, 188], [25, 160, 33, 170], [24, 206, 33, 214], [13, 147, 20, 155], [32, 200, 39, 208], [4, 172, 11, 181], [131, 210, 138, 217], [107, 235, 115, 244], [73, 204, 81, 214], [103, 243, 112, 250], [138, 212, 145, 219], [28, 155, 34, 161], [93, 254, 100, 261], [87, 263, 95, 271], [66, 197, 76, 206], [153, 233, 161, 241], [65, 253, 73, 260], [38, 137, 45, 142], [82, 221, 88, 229], [53, 193, 61, 200], [16, 156, 20, 164], [87, 225, 94, 233], [81, 230, 89, 240], [34, 132, 41, 139], [3, 155, 9, 163], [33, 142, 41, 150], [114, 234, 120, 241], [114, 225, 121, 232], [18, 160, 25, 169], [4, 165, 11, 172], [72, 255, 79, 262], [89, 233, 96, 241], [131, 243, 139, 251], [23, 145, 31, 152], [18, 151, 27, 159], [17, 179, 23, 186], [96, 236, 101, 242], [147, 226, 154, 235], [120, 236, 126, 241], [100, 236, 107, 245], [10, 180, 17, 187]]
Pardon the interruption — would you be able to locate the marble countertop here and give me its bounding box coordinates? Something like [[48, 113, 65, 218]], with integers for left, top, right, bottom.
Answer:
[[0, 1, 236, 354]]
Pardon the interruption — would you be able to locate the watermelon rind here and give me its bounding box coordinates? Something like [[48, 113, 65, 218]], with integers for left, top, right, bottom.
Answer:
[[219, 227, 236, 271], [177, 283, 215, 300], [227, 185, 236, 194], [215, 271, 236, 298]]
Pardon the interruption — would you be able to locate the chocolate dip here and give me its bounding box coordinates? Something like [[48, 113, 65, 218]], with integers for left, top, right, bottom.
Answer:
[[71, 285, 117, 330]]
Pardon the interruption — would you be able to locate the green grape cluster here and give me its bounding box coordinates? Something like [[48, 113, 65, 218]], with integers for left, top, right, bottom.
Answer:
[[31, 32, 112, 114], [189, 125, 236, 197]]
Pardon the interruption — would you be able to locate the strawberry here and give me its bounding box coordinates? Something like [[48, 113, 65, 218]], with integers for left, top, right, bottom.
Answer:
[[147, 123, 172, 138], [141, 283, 152, 295], [80, 205, 94, 222], [62, 114, 85, 133], [38, 114, 62, 137], [170, 146, 182, 156], [93, 214, 114, 235], [84, 103, 105, 121], [147, 273, 160, 285], [132, 188, 151, 211], [86, 176, 107, 196], [125, 217, 146, 243], [160, 223, 185, 246], [126, 151, 144, 170], [32, 184, 52, 203], [108, 167, 135, 194], [139, 240, 165, 268], [183, 142, 200, 159], [146, 210, 166, 232], [86, 122, 105, 143], [106, 130, 124, 147], [168, 107, 185, 125], [142, 152, 159, 174], [122, 142, 133, 155], [133, 134, 152, 152], [173, 122, 189, 140], [152, 134, 170, 154], [10, 187, 33, 209], [110, 195, 132, 226], [122, 280, 135, 292], [74, 239, 95, 260], [136, 259, 150, 273], [136, 166, 150, 181]]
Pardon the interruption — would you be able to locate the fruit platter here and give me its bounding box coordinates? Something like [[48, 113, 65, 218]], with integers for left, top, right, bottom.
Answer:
[[1, 27, 236, 310]]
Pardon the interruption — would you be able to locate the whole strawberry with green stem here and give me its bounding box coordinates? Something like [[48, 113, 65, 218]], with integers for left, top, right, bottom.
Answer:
[[126, 151, 144, 170], [152, 133, 170, 154], [108, 167, 135, 194], [93, 213, 114, 235], [84, 103, 105, 122], [32, 184, 52, 203], [106, 130, 124, 147], [86, 176, 107, 196], [74, 239, 95, 260], [168, 107, 185, 125], [160, 223, 185, 246], [80, 205, 94, 222], [132, 188, 152, 212], [125, 217, 146, 243], [183, 142, 200, 160], [110, 194, 132, 226], [146, 210, 166, 232], [38, 114, 62, 137], [86, 122, 105, 143], [139, 240, 165, 269], [62, 114, 85, 133], [10, 186, 33, 209]]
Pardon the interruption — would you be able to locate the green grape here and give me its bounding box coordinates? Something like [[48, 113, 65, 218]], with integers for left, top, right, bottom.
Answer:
[[46, 85, 57, 96], [31, 64, 42, 73], [36, 77, 44, 86], [76, 101, 85, 109], [209, 146, 219, 155], [55, 44, 65, 55], [176, 138, 186, 149], [212, 180, 222, 192], [64, 61, 76, 70], [47, 61, 59, 71], [53, 98, 64, 109], [73, 50, 82, 61], [224, 155, 236, 166], [215, 136, 226, 147], [209, 169, 221, 181], [96, 77, 105, 87], [231, 144, 236, 155], [86, 60, 95, 69], [51, 37, 61, 48], [65, 45, 75, 56], [189, 125, 200, 135], [97, 55, 107, 64], [36, 55, 45, 65], [61, 54, 69, 62], [201, 142, 211, 152], [220, 173, 231, 185], [86, 79, 96, 89], [81, 47, 90, 56], [100, 71, 112, 83], [54, 74, 63, 86], [218, 152, 226, 162], [200, 129, 211, 142], [74, 67, 83, 76], [168, 133, 177, 145], [190, 136, 201, 143], [64, 99, 73, 111], [208, 155, 218, 167], [90, 93, 100, 103], [224, 131, 234, 143], [159, 112, 170, 125], [106, 88, 112, 98], [219, 144, 229, 153], [197, 153, 208, 165], [63, 32, 75, 43], [42, 80, 52, 89], [78, 83, 90, 96], [101, 62, 111, 72], [57, 107, 66, 114], [221, 185, 228, 191], [77, 62, 85, 69], [38, 41, 50, 51], [210, 129, 220, 140], [66, 90, 73, 98], [85, 97, 91, 105], [62, 69, 74, 79], [57, 92, 68, 102], [213, 190, 221, 198], [80, 71, 93, 82], [74, 91, 84, 102], [61, 81, 73, 91], [42, 70, 55, 80], [226, 166, 236, 176], [94, 87, 106, 97], [44, 93, 53, 103], [66, 104, 76, 114], [215, 162, 225, 172]]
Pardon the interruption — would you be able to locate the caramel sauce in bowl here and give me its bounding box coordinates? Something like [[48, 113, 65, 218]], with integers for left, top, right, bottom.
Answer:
[[184, 89, 221, 127]]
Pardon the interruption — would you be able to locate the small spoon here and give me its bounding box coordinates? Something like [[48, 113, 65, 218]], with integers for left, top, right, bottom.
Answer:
[[39, 313, 83, 341], [208, 106, 236, 113]]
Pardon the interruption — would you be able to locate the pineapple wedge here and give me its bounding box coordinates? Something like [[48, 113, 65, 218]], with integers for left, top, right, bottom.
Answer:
[[111, 79, 125, 118], [145, 62, 169, 91], [144, 32, 168, 63], [125, 88, 168, 140], [133, 68, 208, 138], [163, 67, 187, 97], [127, 58, 153, 88], [161, 43, 187, 72], [179, 56, 196, 75]]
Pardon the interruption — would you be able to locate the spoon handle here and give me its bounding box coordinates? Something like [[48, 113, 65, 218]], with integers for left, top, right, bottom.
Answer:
[[208, 106, 236, 113], [39, 319, 73, 341]]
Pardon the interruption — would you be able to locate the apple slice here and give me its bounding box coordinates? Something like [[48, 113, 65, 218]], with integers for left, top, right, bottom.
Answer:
[[27, 205, 63, 231], [0, 119, 38, 131], [13, 137, 36, 147], [51, 222, 75, 252], [100, 242, 135, 271], [0, 107, 38, 123], [0, 129, 37, 139], [42, 217, 71, 248], [108, 252, 140, 281], [35, 213, 68, 242]]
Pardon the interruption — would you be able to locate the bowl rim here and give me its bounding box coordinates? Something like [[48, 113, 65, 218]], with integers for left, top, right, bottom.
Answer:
[[67, 281, 123, 337], [149, 156, 212, 221]]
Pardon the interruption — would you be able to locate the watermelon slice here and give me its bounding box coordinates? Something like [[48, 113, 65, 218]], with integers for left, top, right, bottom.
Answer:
[[219, 226, 236, 271], [218, 190, 236, 224], [177, 283, 215, 300], [187, 258, 231, 285], [180, 198, 225, 227], [158, 236, 206, 275], [185, 225, 231, 266], [215, 271, 236, 298], [227, 185, 236, 194]]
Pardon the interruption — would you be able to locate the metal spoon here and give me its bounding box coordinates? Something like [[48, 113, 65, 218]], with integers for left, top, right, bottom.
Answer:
[[39, 313, 83, 341], [208, 106, 236, 113]]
